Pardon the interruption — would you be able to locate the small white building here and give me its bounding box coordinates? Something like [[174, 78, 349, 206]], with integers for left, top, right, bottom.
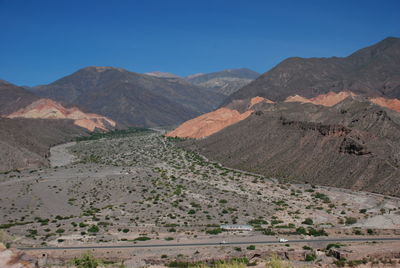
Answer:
[[220, 224, 253, 231]]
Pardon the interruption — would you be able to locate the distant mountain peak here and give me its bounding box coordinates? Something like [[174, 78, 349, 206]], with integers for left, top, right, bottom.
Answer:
[[144, 71, 180, 78], [0, 79, 12, 86], [79, 66, 126, 73], [185, 68, 260, 96]]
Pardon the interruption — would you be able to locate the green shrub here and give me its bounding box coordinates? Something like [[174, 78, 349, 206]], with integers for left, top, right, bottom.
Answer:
[[305, 254, 316, 262], [246, 245, 256, 250], [302, 218, 313, 225], [345, 217, 357, 225], [134, 236, 151, 241], [206, 228, 223, 235], [73, 252, 99, 268], [87, 225, 99, 233]]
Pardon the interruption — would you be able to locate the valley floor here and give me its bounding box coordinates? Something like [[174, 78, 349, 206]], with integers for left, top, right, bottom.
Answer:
[[1, 131, 400, 266]]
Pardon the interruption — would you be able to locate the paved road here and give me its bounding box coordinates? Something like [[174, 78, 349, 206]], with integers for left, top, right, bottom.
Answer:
[[18, 237, 400, 251]]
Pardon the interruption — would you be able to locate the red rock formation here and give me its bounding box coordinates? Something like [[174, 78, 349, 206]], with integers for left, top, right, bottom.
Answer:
[[370, 97, 400, 112], [7, 99, 116, 131], [166, 97, 274, 139], [166, 107, 252, 139]]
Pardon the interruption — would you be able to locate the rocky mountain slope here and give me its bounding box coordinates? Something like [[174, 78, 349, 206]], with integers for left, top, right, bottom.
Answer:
[[167, 91, 400, 139], [168, 37, 400, 196], [7, 98, 116, 131], [186, 68, 260, 95], [34, 66, 225, 127], [225, 37, 400, 104], [0, 117, 86, 171], [182, 98, 400, 196], [0, 80, 39, 115]]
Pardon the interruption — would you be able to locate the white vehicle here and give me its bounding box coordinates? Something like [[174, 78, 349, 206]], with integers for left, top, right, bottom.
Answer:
[[220, 240, 227, 244], [279, 238, 288, 243]]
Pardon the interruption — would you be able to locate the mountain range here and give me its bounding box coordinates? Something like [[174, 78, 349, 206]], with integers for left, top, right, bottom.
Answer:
[[224, 37, 400, 105], [168, 37, 400, 196], [185, 68, 260, 96], [33, 66, 227, 127]]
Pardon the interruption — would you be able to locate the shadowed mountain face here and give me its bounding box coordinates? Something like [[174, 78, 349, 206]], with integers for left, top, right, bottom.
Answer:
[[186, 68, 260, 96], [0, 80, 39, 115], [34, 66, 225, 127], [183, 99, 400, 196], [0, 118, 86, 171], [225, 37, 400, 104]]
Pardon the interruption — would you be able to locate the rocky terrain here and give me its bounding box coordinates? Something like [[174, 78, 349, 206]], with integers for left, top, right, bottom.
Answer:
[[181, 97, 400, 197], [186, 68, 260, 96], [167, 38, 400, 198], [33, 66, 225, 127]]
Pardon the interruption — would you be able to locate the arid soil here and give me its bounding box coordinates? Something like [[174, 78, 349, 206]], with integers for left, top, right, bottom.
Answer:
[[1, 131, 400, 266]]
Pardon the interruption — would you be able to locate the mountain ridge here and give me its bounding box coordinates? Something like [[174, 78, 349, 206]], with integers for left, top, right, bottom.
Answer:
[[33, 66, 225, 127]]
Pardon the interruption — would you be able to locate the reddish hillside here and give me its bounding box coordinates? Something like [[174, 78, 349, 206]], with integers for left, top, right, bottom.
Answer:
[[7, 99, 116, 131], [168, 92, 400, 140], [166, 97, 272, 139], [370, 97, 400, 112]]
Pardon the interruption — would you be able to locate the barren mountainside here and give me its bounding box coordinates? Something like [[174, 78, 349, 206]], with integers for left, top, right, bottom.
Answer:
[[182, 99, 400, 196], [34, 66, 225, 127], [0, 118, 86, 171], [0, 80, 39, 115], [225, 37, 400, 104]]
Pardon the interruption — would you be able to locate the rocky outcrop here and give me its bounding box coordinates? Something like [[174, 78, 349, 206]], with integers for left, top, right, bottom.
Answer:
[[0, 244, 37, 268], [7, 99, 116, 131]]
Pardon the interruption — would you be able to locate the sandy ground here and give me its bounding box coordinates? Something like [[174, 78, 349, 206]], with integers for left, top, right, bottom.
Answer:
[[49, 142, 77, 167]]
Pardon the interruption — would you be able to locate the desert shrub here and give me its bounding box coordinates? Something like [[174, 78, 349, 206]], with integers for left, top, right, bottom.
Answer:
[[305, 254, 316, 262], [302, 218, 313, 225], [345, 217, 357, 225], [87, 225, 99, 233], [134, 236, 150, 241], [73, 252, 99, 268], [248, 219, 268, 225], [246, 245, 256, 250], [313, 192, 330, 203], [263, 228, 276, 235], [206, 228, 222, 235], [265, 255, 294, 268]]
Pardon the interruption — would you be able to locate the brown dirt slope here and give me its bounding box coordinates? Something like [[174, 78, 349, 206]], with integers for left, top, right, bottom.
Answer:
[[183, 99, 400, 196], [0, 118, 86, 171], [0, 80, 39, 115]]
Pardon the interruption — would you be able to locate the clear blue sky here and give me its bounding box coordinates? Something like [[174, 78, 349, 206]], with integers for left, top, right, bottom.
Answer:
[[0, 0, 399, 86]]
